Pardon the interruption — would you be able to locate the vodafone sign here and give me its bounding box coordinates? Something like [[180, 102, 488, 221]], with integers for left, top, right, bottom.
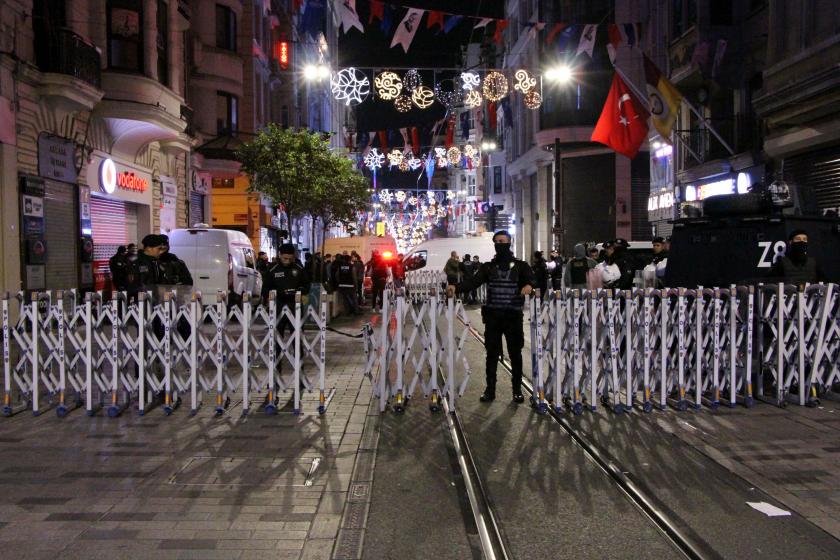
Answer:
[[98, 158, 149, 194]]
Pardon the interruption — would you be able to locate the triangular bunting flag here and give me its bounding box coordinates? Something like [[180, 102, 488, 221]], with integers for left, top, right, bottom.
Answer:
[[443, 15, 463, 33], [577, 24, 598, 57], [427, 10, 444, 31], [368, 0, 384, 24], [337, 0, 364, 34], [391, 8, 424, 53], [493, 20, 508, 45], [545, 22, 566, 45], [474, 18, 493, 29]]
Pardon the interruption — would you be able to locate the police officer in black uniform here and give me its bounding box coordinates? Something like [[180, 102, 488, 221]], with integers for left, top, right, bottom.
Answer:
[[332, 254, 360, 315], [158, 234, 193, 286], [262, 243, 310, 336], [447, 231, 535, 403]]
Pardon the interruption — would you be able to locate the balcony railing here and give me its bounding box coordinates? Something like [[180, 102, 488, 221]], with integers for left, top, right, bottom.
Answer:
[[36, 28, 101, 89], [677, 112, 763, 167]]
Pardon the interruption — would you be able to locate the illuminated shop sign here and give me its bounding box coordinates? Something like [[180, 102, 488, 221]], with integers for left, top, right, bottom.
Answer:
[[648, 191, 674, 211], [99, 158, 149, 194]]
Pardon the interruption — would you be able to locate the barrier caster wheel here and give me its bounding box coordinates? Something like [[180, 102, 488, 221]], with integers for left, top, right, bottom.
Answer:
[[292, 408, 301, 416], [744, 396, 755, 408], [265, 404, 277, 415], [86, 409, 95, 417], [642, 401, 653, 413], [429, 403, 440, 413], [214, 407, 224, 417], [190, 408, 199, 417], [3, 406, 12, 417], [537, 402, 548, 415], [676, 400, 688, 412], [107, 406, 119, 418], [572, 402, 583, 416], [56, 405, 68, 418], [317, 405, 326, 415], [613, 404, 623, 415], [163, 406, 173, 416], [393, 404, 404, 414], [709, 401, 719, 411], [138, 409, 145, 417], [554, 405, 564, 414]]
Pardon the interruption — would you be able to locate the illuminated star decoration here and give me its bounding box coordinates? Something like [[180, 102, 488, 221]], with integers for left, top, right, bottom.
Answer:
[[374, 71, 403, 100], [464, 90, 482, 109], [434, 147, 448, 168], [331, 67, 370, 106], [395, 190, 406, 203], [387, 149, 403, 168], [513, 69, 536, 93], [394, 95, 412, 112], [408, 155, 423, 170], [403, 69, 422, 92], [411, 85, 435, 109], [482, 71, 509, 102], [364, 148, 384, 188], [460, 71, 480, 91], [434, 81, 461, 110]]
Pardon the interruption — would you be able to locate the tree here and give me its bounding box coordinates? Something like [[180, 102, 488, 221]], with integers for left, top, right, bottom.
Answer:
[[236, 124, 370, 247]]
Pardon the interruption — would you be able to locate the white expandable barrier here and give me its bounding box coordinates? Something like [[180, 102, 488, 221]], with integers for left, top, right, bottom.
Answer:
[[1, 289, 328, 418], [362, 288, 473, 413]]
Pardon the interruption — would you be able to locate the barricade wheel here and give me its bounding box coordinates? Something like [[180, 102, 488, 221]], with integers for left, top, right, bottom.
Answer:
[[2, 406, 12, 417], [318, 405, 326, 415], [394, 404, 405, 414], [709, 401, 719, 411], [56, 405, 68, 418], [164, 406, 173, 416], [32, 410, 40, 417], [572, 402, 583, 416], [537, 402, 548, 414], [429, 403, 440, 413], [86, 409, 95, 417], [744, 396, 755, 408], [613, 404, 623, 415], [214, 408, 224, 417], [676, 400, 688, 412], [553, 405, 564, 414], [642, 401, 653, 413], [107, 406, 120, 418], [265, 404, 277, 415]]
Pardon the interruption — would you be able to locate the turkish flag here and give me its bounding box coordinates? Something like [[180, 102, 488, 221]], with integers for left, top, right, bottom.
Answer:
[[591, 73, 649, 159]]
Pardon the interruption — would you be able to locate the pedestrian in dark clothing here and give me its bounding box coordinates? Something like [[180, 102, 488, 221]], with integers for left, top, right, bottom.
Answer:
[[563, 243, 596, 289], [352, 252, 365, 304], [447, 231, 535, 404], [770, 230, 825, 286], [109, 246, 129, 291], [262, 244, 310, 336], [158, 235, 193, 287], [532, 251, 548, 296], [333, 254, 360, 315], [367, 250, 389, 312]]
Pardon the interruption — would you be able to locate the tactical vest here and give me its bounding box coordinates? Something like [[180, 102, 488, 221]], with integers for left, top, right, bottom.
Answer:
[[337, 264, 354, 287], [569, 258, 589, 285], [486, 261, 524, 312], [777, 256, 818, 285]]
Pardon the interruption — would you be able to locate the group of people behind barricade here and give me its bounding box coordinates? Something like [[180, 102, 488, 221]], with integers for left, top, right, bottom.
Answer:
[[108, 235, 193, 301], [445, 252, 483, 303]]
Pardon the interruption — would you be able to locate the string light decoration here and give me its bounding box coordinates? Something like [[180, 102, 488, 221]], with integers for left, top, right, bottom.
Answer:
[[446, 146, 462, 166], [387, 149, 403, 167], [460, 71, 480, 91], [434, 82, 461, 110], [411, 85, 435, 109], [434, 147, 448, 168], [395, 190, 407, 202], [330, 68, 370, 106], [524, 90, 542, 110], [364, 147, 384, 188], [394, 95, 412, 112], [463, 144, 477, 159], [513, 69, 536, 93], [403, 69, 422, 92], [482, 71, 509, 101], [408, 155, 423, 170], [464, 90, 483, 108], [374, 71, 403, 100], [398, 159, 410, 172]]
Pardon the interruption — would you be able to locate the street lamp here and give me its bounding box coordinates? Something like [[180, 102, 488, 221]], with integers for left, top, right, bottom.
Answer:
[[544, 65, 573, 84], [480, 140, 497, 151], [303, 64, 330, 81]]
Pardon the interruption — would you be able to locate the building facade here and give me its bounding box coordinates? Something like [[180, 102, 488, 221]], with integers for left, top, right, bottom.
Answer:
[[1, 0, 193, 293]]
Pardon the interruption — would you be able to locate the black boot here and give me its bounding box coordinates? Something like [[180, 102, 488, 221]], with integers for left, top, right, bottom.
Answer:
[[479, 388, 495, 402], [512, 390, 524, 404]]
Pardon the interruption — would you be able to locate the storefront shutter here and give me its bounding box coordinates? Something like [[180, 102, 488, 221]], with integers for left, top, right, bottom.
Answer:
[[90, 196, 129, 261], [784, 144, 840, 212], [43, 179, 78, 290], [189, 191, 205, 226]]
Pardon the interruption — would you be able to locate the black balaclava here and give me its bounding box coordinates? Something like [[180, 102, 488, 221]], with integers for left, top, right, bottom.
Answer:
[[788, 241, 808, 264], [494, 242, 512, 260]]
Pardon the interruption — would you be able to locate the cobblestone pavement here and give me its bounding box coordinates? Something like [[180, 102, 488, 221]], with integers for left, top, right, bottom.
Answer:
[[0, 316, 375, 560]]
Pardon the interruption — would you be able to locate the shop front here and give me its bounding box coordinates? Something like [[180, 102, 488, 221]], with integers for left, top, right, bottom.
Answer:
[[190, 169, 211, 227], [678, 164, 765, 219], [648, 140, 676, 237], [85, 153, 154, 289]]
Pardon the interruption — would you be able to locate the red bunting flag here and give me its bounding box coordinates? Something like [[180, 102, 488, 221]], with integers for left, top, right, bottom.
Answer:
[[369, 0, 384, 24], [427, 10, 444, 30], [591, 73, 649, 159], [545, 22, 567, 45], [493, 20, 508, 45]]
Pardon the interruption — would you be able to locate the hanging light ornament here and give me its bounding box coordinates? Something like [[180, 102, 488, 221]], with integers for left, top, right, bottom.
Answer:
[[464, 89, 483, 109], [403, 69, 422, 92], [364, 148, 384, 188], [482, 71, 509, 102], [374, 71, 403, 100], [330, 68, 370, 106], [434, 147, 448, 168], [387, 149, 403, 167], [434, 81, 461, 110], [463, 144, 477, 159], [460, 71, 480, 91], [408, 155, 423, 170], [524, 90, 543, 110], [513, 69, 537, 93], [395, 190, 406, 202], [398, 159, 410, 172], [394, 95, 412, 113], [411, 85, 435, 109], [378, 189, 393, 204], [446, 146, 462, 166]]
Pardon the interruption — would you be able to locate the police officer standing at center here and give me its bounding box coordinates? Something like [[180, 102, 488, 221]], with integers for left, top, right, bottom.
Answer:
[[447, 231, 535, 403], [262, 243, 310, 336]]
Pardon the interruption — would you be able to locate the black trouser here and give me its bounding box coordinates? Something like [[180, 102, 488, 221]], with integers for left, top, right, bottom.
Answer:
[[483, 310, 524, 395], [372, 277, 386, 309], [338, 286, 358, 314]]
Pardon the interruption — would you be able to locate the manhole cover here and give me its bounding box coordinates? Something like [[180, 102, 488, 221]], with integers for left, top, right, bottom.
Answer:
[[169, 456, 321, 487]]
